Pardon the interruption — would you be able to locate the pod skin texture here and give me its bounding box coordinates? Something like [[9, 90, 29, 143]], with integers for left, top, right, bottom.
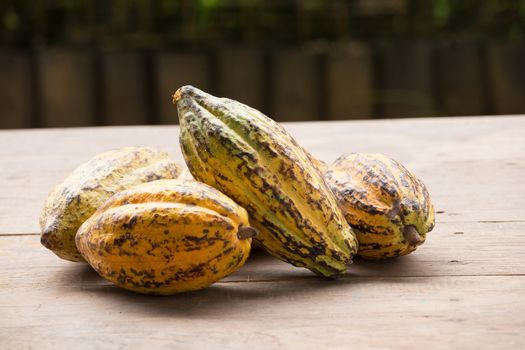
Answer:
[[76, 179, 256, 295], [40, 147, 182, 262], [174, 85, 358, 277], [325, 153, 435, 259]]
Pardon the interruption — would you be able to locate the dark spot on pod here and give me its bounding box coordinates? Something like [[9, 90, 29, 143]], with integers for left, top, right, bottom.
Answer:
[[123, 216, 138, 230], [223, 247, 235, 255], [186, 235, 207, 243], [188, 263, 205, 274], [185, 246, 201, 252], [399, 175, 410, 188], [130, 268, 143, 276], [366, 243, 383, 250], [146, 173, 161, 181], [113, 232, 133, 247]]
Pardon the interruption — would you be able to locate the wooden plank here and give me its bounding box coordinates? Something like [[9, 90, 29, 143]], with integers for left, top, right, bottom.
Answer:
[[436, 41, 486, 116], [39, 49, 95, 127], [378, 41, 436, 117], [103, 52, 148, 125], [1, 156, 523, 235], [2, 219, 524, 280], [1, 116, 523, 234], [327, 43, 373, 119], [0, 52, 33, 129], [0, 262, 523, 349], [217, 47, 264, 111], [273, 48, 319, 121], [488, 43, 525, 114], [1, 116, 525, 349], [156, 52, 210, 124]]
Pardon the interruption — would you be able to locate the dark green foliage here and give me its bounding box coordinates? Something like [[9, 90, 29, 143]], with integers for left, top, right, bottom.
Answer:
[[1, 0, 525, 49]]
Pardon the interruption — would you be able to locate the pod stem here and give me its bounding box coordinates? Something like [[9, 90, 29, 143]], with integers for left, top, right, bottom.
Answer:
[[237, 226, 259, 240], [403, 225, 423, 246]]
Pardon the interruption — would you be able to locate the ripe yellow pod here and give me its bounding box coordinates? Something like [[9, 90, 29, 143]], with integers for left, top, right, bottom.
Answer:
[[40, 147, 182, 262], [325, 153, 435, 259], [76, 179, 257, 295]]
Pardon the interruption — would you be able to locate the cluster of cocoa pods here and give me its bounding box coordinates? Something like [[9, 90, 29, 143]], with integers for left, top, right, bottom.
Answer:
[[40, 86, 435, 295]]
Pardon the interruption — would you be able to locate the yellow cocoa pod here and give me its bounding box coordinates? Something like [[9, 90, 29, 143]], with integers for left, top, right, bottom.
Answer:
[[76, 179, 256, 295], [40, 147, 182, 262], [325, 153, 435, 259]]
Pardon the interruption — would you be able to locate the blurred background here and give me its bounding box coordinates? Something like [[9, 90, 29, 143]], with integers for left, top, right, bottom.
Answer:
[[1, 0, 525, 129]]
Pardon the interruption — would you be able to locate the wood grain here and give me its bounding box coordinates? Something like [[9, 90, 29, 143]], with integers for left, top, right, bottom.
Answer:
[[2, 219, 524, 282], [1, 267, 524, 350], [1, 116, 524, 349], [2, 231, 525, 349]]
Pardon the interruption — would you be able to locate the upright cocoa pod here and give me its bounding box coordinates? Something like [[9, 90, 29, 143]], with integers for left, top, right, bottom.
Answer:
[[325, 153, 435, 259], [174, 85, 358, 277], [76, 179, 256, 295], [40, 147, 182, 261]]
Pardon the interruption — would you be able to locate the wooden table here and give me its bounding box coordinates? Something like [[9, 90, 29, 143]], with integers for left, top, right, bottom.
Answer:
[[1, 116, 524, 349]]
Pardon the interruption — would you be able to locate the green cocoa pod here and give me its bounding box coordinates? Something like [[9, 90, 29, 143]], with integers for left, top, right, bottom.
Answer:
[[174, 85, 358, 277]]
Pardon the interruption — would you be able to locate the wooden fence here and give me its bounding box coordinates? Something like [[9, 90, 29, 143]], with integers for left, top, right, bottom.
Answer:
[[1, 40, 524, 128]]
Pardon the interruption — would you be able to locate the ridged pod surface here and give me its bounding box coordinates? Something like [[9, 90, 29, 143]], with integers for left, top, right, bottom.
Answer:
[[174, 85, 358, 277], [40, 147, 182, 262], [325, 153, 435, 259], [76, 179, 256, 295]]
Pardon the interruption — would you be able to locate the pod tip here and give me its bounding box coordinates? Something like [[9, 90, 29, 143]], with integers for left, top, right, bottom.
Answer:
[[403, 225, 423, 246], [172, 88, 183, 104]]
